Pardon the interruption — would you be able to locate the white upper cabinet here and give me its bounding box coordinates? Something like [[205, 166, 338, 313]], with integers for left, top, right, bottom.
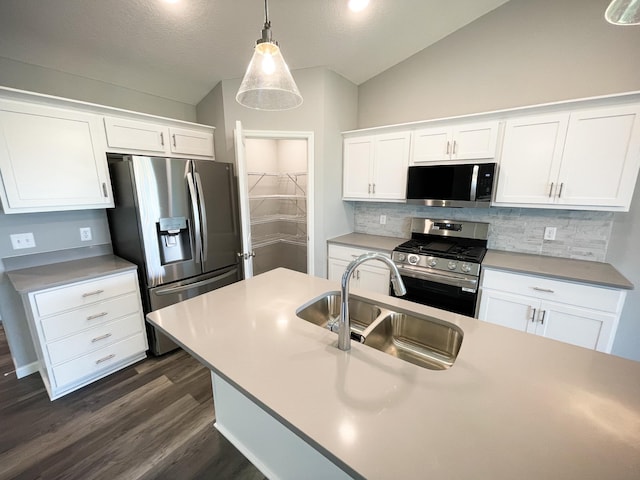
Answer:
[[0, 99, 113, 213], [104, 117, 214, 159], [343, 131, 410, 201], [495, 104, 640, 210], [411, 121, 500, 164]]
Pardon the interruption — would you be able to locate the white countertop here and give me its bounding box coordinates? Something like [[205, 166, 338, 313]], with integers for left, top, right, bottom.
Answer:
[[147, 268, 640, 479], [327, 233, 406, 253]]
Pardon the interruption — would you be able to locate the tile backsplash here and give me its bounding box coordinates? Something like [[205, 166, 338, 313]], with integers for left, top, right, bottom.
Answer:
[[354, 203, 613, 262]]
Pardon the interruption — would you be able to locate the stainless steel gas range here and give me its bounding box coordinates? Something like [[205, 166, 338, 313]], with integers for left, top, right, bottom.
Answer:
[[392, 218, 489, 317]]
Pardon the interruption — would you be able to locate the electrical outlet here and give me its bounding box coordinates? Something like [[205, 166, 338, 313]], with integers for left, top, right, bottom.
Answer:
[[380, 215, 387, 225], [10, 233, 36, 250], [543, 226, 557, 241], [80, 227, 93, 242]]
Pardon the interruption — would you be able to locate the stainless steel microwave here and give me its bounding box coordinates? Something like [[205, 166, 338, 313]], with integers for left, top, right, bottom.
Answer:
[[406, 163, 496, 208]]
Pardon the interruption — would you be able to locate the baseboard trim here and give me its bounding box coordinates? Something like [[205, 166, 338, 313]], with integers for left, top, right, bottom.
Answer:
[[15, 361, 39, 379]]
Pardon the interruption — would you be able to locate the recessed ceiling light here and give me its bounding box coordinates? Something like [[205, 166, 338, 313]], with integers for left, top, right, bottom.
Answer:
[[163, 0, 180, 4], [348, 0, 370, 13]]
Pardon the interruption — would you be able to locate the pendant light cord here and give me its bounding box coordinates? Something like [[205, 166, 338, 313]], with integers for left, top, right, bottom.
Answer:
[[264, 0, 270, 28]]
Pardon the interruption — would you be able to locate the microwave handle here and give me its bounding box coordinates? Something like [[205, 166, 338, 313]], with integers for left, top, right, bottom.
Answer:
[[469, 164, 479, 201]]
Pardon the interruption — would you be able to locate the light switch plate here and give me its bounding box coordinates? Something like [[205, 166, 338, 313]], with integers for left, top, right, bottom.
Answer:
[[544, 226, 557, 241], [10, 232, 36, 250]]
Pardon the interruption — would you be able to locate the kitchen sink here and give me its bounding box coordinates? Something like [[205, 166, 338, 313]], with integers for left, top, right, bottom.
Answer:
[[295, 292, 382, 334], [295, 292, 463, 370]]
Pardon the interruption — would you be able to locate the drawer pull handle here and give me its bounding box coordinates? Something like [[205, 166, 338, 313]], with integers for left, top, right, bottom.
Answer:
[[95, 353, 115, 364], [82, 289, 104, 298], [91, 333, 112, 343], [87, 312, 108, 321], [532, 287, 554, 293]]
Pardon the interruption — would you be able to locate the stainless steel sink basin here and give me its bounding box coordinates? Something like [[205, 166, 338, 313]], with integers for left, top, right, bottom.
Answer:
[[296, 292, 463, 370], [362, 312, 463, 370], [295, 292, 382, 334]]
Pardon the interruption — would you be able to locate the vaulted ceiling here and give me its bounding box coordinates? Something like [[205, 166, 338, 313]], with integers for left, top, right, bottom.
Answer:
[[0, 0, 511, 105]]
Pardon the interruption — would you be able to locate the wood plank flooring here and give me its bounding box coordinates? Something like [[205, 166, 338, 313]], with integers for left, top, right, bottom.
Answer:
[[0, 325, 267, 480]]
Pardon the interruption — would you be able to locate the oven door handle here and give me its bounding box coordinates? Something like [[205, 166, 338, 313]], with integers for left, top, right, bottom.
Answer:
[[397, 265, 478, 291]]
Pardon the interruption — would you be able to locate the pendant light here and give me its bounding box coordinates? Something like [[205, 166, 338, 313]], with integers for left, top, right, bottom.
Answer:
[[236, 0, 303, 110], [605, 0, 640, 25]]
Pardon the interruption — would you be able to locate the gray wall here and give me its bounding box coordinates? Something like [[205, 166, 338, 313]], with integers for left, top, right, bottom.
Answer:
[[196, 67, 358, 278], [0, 56, 196, 121], [355, 0, 640, 362], [358, 0, 640, 128], [607, 175, 640, 361]]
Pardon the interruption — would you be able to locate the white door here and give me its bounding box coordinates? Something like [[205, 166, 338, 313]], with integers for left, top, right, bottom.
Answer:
[[494, 113, 569, 205], [343, 136, 374, 199], [557, 104, 640, 208], [372, 132, 410, 200], [477, 289, 535, 332], [234, 121, 254, 278], [234, 121, 315, 279], [452, 121, 499, 160], [410, 126, 452, 163]]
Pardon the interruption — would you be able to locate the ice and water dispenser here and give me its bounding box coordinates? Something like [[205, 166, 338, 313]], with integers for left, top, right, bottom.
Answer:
[[157, 217, 192, 265]]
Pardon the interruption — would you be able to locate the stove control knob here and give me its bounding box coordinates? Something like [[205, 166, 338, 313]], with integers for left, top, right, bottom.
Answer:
[[428, 258, 438, 268], [396, 253, 406, 262], [447, 261, 458, 271], [407, 254, 420, 265], [461, 263, 472, 273]]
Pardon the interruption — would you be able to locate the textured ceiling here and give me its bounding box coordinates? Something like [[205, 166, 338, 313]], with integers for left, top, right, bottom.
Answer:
[[0, 0, 511, 105]]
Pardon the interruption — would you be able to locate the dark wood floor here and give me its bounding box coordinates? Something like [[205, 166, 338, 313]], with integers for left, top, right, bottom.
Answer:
[[0, 325, 267, 480]]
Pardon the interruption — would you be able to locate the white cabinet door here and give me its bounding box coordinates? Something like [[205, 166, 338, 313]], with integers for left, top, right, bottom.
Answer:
[[478, 289, 534, 332], [343, 133, 409, 201], [169, 127, 215, 158], [372, 132, 410, 200], [104, 116, 167, 153], [494, 113, 569, 204], [411, 121, 499, 164], [411, 127, 452, 163], [328, 257, 349, 283], [451, 121, 500, 160], [533, 301, 617, 352], [343, 136, 374, 199], [357, 264, 391, 295], [557, 104, 640, 208], [0, 100, 112, 213]]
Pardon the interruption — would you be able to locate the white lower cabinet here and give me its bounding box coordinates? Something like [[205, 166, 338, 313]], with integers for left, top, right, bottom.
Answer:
[[23, 270, 148, 400], [327, 244, 391, 295], [478, 269, 624, 353]]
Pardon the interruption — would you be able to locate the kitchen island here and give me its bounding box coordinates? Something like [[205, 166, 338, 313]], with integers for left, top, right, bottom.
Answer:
[[146, 268, 640, 479]]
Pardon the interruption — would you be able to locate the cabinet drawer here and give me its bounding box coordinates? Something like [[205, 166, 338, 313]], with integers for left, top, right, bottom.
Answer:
[[40, 292, 140, 342], [328, 244, 391, 263], [47, 313, 144, 365], [34, 271, 138, 317], [52, 333, 147, 388], [481, 269, 622, 313]]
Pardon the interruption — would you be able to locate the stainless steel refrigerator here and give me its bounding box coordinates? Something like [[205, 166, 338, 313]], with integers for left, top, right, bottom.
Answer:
[[106, 154, 242, 355]]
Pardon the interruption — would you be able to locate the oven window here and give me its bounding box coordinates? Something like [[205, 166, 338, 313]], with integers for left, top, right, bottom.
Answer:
[[395, 275, 478, 317]]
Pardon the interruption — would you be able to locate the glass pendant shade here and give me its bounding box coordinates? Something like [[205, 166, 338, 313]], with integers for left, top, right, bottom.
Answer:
[[605, 0, 640, 25], [236, 41, 303, 111]]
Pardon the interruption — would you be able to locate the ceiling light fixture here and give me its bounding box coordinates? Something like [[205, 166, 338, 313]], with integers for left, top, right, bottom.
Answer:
[[605, 0, 640, 25], [348, 0, 370, 12], [236, 0, 302, 111]]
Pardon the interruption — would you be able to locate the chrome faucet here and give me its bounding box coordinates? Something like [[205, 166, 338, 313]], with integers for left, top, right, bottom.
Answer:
[[338, 253, 407, 351]]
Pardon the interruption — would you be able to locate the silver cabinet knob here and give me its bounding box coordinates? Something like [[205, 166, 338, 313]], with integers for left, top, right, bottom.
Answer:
[[447, 261, 457, 271]]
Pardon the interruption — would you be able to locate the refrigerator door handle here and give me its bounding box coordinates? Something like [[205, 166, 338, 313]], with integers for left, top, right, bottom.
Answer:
[[186, 170, 202, 264], [154, 267, 239, 295], [194, 171, 208, 263]]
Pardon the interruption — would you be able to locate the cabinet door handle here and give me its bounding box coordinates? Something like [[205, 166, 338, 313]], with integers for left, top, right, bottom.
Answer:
[[160, 132, 165, 146], [446, 141, 451, 155], [95, 353, 115, 365], [172, 134, 177, 148], [530, 307, 537, 322], [82, 289, 104, 298], [452, 140, 457, 155], [558, 182, 564, 198], [539, 310, 546, 325], [87, 311, 108, 321], [368, 184, 371, 194], [91, 333, 112, 343], [372, 183, 376, 194], [102, 182, 109, 198], [356, 270, 360, 280], [548, 182, 554, 198], [532, 287, 554, 293]]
